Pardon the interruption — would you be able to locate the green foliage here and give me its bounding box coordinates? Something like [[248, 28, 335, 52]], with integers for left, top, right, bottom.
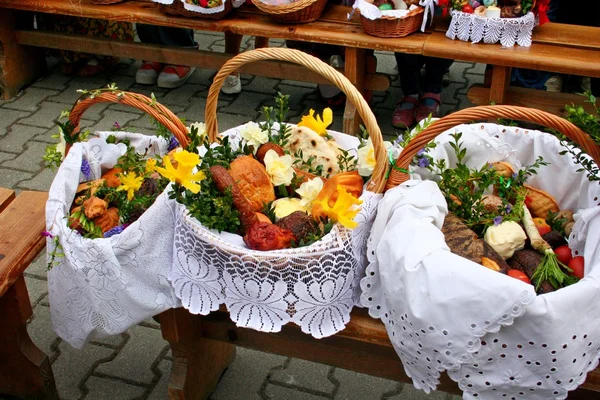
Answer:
[[293, 149, 325, 177], [290, 219, 334, 248], [337, 148, 358, 173], [522, 0, 534, 14], [546, 210, 568, 237], [70, 207, 103, 239], [259, 92, 292, 147]]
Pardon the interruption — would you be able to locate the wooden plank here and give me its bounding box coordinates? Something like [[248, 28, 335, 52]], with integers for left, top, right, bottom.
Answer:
[[0, 9, 46, 99], [0, 188, 15, 214], [531, 23, 600, 50], [423, 33, 600, 78], [0, 1, 427, 54], [15, 30, 390, 92], [467, 84, 599, 115], [0, 190, 48, 297], [489, 66, 511, 104]]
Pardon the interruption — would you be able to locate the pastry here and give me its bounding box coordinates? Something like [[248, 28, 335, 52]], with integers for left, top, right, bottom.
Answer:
[[210, 165, 258, 234], [93, 207, 120, 234], [83, 196, 108, 219], [229, 156, 276, 212], [284, 125, 343, 178]]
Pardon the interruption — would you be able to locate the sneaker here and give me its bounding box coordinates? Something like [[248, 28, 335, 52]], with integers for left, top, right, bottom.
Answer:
[[221, 74, 242, 94], [136, 61, 164, 85], [157, 65, 195, 89], [392, 95, 418, 129], [415, 92, 442, 124], [545, 75, 563, 92]]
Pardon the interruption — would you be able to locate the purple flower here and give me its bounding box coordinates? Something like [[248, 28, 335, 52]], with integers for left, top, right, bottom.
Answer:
[[512, 172, 518, 179], [114, 121, 121, 130], [394, 134, 404, 146], [418, 157, 430, 168], [167, 136, 180, 151], [103, 224, 128, 238], [81, 159, 91, 180], [417, 148, 426, 156], [505, 204, 512, 214], [41, 230, 54, 238], [493, 216, 503, 226]]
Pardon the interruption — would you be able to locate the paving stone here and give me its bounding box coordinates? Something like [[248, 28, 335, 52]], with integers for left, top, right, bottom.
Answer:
[[244, 76, 280, 93], [53, 341, 115, 400], [333, 368, 400, 400], [47, 78, 113, 105], [85, 110, 143, 135], [387, 383, 448, 400], [18, 166, 57, 192], [188, 68, 218, 86], [24, 252, 49, 279], [32, 72, 72, 91], [219, 91, 274, 117], [26, 303, 61, 361], [0, 168, 31, 189], [273, 83, 315, 113], [216, 112, 258, 132], [270, 358, 335, 395], [18, 101, 74, 128], [375, 51, 398, 75], [145, 359, 171, 400], [0, 108, 29, 134], [449, 62, 473, 83], [441, 83, 465, 106], [465, 62, 487, 75], [211, 348, 286, 400], [160, 83, 206, 107], [2, 88, 61, 112], [0, 124, 47, 153], [84, 376, 146, 400], [2, 141, 48, 172], [89, 332, 129, 348], [94, 324, 167, 384], [264, 383, 330, 400], [24, 275, 48, 307]]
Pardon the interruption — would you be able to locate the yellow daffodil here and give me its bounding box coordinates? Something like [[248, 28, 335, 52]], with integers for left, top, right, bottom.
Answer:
[[313, 185, 363, 229], [264, 149, 294, 186], [297, 108, 333, 136], [154, 150, 206, 193], [117, 171, 144, 200], [240, 121, 269, 151], [296, 177, 324, 207], [145, 158, 157, 174], [272, 198, 309, 220]]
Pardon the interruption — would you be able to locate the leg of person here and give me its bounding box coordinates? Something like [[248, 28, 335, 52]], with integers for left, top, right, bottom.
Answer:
[[415, 57, 454, 123], [135, 24, 197, 88], [392, 53, 425, 129], [77, 20, 135, 77]]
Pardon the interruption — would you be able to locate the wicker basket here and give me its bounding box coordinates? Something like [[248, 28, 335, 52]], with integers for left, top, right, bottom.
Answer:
[[90, 0, 126, 4], [360, 6, 424, 38], [159, 0, 234, 19], [252, 0, 328, 24]]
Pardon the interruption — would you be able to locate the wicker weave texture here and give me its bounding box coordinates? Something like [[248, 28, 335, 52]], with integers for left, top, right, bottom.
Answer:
[[90, 0, 126, 4], [252, 0, 327, 23], [360, 7, 424, 38], [386, 105, 600, 191], [159, 0, 233, 19], [205, 47, 389, 194]]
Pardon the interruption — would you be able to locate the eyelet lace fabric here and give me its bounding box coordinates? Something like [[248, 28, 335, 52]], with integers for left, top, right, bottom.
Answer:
[[446, 11, 536, 47], [168, 125, 382, 338], [150, 0, 245, 14], [361, 124, 600, 398], [46, 132, 180, 349]]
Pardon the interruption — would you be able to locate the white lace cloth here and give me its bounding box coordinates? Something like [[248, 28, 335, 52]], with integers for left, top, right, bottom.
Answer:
[[446, 10, 536, 47], [169, 126, 382, 338], [151, 0, 245, 14], [361, 124, 600, 399], [46, 132, 180, 349]]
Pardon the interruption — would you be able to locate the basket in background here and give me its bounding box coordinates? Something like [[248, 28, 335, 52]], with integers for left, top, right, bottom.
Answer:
[[252, 0, 328, 23]]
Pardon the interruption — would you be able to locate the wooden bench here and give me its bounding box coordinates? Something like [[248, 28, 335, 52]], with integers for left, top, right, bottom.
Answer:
[[1, 1, 599, 133], [0, 188, 58, 400]]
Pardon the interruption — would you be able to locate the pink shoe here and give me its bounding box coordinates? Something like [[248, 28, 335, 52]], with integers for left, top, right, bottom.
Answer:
[[135, 61, 164, 85], [157, 65, 195, 89], [391, 96, 418, 129], [415, 92, 442, 123]]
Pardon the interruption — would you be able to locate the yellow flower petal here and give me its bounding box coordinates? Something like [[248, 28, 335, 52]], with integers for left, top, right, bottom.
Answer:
[[297, 108, 334, 137], [314, 185, 362, 229]]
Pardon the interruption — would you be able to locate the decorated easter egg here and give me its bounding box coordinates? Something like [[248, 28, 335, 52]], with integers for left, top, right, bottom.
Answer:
[[482, 0, 496, 6], [378, 3, 394, 10]]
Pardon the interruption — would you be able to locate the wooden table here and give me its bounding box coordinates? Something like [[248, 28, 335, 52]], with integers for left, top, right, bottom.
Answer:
[[0, 188, 57, 400]]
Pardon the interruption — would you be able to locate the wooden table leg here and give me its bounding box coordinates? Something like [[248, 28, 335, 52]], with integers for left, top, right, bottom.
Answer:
[[224, 31, 243, 55], [343, 47, 367, 136], [0, 10, 46, 99], [0, 275, 58, 400], [255, 37, 269, 49], [159, 308, 236, 400], [489, 65, 512, 104]]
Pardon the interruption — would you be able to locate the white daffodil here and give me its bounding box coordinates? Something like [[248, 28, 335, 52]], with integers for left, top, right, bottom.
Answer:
[[264, 149, 294, 186], [187, 122, 207, 139], [240, 121, 268, 151], [55, 128, 67, 161], [357, 138, 393, 177], [296, 177, 324, 208]]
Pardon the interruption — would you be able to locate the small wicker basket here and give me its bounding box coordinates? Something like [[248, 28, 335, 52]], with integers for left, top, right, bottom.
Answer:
[[159, 0, 234, 19], [252, 0, 328, 24], [360, 7, 424, 38]]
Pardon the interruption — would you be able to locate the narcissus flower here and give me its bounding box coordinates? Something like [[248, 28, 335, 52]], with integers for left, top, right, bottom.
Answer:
[[296, 178, 324, 208], [240, 121, 268, 151], [264, 149, 294, 186], [357, 138, 393, 177], [313, 185, 362, 229], [145, 158, 157, 173], [298, 108, 333, 136], [272, 198, 309, 220], [154, 150, 206, 193], [117, 171, 144, 200]]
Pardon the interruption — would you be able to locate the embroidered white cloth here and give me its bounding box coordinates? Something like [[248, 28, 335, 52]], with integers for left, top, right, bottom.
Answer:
[[446, 11, 536, 47], [46, 132, 180, 349], [151, 0, 244, 14], [169, 126, 382, 338], [361, 124, 600, 399]]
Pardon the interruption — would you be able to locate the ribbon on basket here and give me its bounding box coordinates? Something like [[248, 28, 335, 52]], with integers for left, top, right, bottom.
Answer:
[[419, 0, 438, 32]]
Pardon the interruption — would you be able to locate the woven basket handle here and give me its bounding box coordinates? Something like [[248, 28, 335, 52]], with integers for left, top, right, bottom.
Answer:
[[386, 105, 600, 191], [67, 91, 190, 153], [205, 47, 388, 194]]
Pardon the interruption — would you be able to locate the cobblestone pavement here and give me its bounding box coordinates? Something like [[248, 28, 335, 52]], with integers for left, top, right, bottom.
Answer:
[[0, 32, 484, 400]]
